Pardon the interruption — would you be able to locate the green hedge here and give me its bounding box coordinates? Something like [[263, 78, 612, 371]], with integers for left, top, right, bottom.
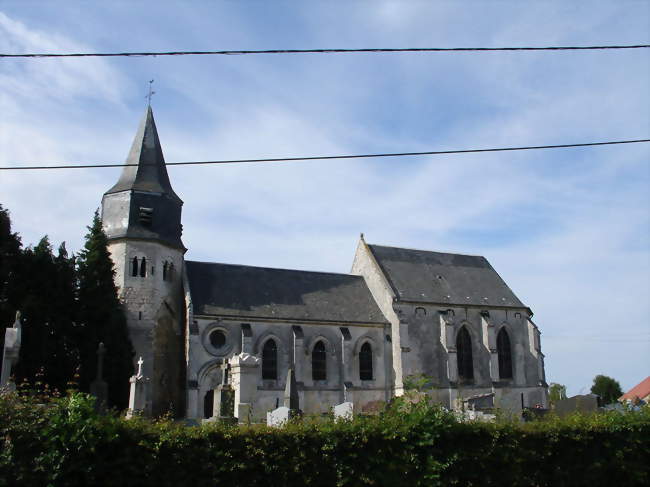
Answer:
[[0, 392, 648, 487]]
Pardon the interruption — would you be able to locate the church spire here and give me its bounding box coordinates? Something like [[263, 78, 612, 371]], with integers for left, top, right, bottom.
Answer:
[[102, 107, 184, 250], [105, 106, 181, 202]]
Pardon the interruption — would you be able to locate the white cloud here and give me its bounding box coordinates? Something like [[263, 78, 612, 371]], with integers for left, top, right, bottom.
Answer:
[[0, 3, 648, 396]]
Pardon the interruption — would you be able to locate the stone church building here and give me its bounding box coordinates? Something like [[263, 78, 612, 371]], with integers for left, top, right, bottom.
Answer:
[[101, 107, 548, 420]]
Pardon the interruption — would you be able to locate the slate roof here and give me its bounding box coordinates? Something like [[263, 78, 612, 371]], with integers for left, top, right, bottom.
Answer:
[[185, 261, 388, 324], [105, 106, 181, 202], [367, 244, 525, 307]]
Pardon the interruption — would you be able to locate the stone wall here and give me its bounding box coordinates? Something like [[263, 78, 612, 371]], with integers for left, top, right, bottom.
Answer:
[[185, 313, 391, 421], [107, 239, 185, 416]]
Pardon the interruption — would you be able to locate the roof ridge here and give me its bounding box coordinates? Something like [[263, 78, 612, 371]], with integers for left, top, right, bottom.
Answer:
[[186, 259, 363, 278], [367, 242, 485, 259]]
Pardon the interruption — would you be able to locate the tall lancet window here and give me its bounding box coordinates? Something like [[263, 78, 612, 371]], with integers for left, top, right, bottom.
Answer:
[[312, 340, 327, 381], [497, 328, 513, 379], [262, 339, 278, 380], [456, 326, 474, 381], [359, 342, 373, 380], [139, 257, 147, 277], [131, 257, 139, 277]]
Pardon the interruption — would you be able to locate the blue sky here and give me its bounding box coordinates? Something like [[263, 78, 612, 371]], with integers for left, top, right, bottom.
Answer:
[[1, 1, 649, 396]]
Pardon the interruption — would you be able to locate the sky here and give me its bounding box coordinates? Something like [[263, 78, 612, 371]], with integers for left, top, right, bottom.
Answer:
[[0, 1, 648, 396]]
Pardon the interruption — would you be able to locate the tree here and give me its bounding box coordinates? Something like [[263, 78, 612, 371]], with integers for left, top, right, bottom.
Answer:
[[0, 204, 22, 336], [590, 375, 623, 405], [548, 382, 567, 405], [76, 211, 133, 408], [12, 237, 78, 392]]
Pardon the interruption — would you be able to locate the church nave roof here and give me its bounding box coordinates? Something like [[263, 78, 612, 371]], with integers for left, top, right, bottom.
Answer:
[[185, 261, 388, 324]]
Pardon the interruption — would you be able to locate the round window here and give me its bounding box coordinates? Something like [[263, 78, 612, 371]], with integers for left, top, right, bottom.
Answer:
[[209, 330, 226, 349]]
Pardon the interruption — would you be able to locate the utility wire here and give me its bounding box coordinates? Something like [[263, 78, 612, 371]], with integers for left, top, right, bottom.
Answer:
[[2, 45, 649, 59], [1, 139, 648, 171]]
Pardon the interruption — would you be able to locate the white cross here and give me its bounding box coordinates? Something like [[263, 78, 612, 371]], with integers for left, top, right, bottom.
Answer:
[[137, 357, 144, 377]]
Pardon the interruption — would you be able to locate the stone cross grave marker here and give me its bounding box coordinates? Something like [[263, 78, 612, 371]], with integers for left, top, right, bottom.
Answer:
[[90, 342, 108, 413], [1, 311, 22, 391]]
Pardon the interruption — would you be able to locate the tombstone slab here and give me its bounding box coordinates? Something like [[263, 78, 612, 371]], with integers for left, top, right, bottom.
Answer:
[[267, 406, 297, 427], [1, 312, 22, 391], [333, 401, 354, 421]]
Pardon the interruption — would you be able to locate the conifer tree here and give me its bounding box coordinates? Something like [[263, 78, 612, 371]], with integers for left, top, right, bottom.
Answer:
[[0, 204, 22, 333], [76, 211, 133, 408]]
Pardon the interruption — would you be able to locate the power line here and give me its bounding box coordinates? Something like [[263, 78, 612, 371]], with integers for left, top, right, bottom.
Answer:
[[2, 45, 649, 59], [1, 139, 648, 171]]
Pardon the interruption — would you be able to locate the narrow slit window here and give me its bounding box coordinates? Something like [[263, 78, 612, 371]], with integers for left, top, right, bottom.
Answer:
[[131, 257, 139, 277], [312, 340, 327, 381], [139, 257, 147, 277], [162, 261, 168, 281], [359, 342, 373, 380]]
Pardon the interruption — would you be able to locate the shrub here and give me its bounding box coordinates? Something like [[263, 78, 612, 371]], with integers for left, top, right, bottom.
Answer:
[[0, 391, 648, 487]]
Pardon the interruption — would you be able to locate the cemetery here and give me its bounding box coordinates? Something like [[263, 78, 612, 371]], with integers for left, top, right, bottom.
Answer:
[[1, 314, 648, 486]]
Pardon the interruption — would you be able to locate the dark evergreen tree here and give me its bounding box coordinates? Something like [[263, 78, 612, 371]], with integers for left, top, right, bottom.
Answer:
[[76, 211, 133, 408], [0, 204, 22, 336], [11, 238, 78, 392]]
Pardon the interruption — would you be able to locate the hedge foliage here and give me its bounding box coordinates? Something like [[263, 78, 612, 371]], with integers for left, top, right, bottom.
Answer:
[[0, 391, 648, 487]]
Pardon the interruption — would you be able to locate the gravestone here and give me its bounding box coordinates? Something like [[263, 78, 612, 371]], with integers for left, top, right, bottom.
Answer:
[[267, 368, 301, 427], [333, 401, 354, 420], [90, 342, 108, 413], [126, 357, 149, 418], [228, 352, 260, 423], [210, 363, 236, 424], [1, 311, 22, 391], [267, 406, 294, 427]]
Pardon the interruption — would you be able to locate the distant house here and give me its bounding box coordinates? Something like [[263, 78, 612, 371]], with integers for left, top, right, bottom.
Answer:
[[619, 376, 650, 404]]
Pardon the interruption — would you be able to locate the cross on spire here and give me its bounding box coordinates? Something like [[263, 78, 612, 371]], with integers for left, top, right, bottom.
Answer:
[[146, 79, 156, 106]]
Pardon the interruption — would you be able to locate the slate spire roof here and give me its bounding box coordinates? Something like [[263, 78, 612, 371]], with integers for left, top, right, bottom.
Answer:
[[105, 106, 181, 202]]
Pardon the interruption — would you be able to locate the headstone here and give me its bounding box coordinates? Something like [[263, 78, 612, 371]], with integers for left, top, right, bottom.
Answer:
[[126, 357, 149, 418], [284, 367, 299, 410], [90, 342, 108, 413], [267, 368, 301, 427], [228, 352, 260, 423], [210, 363, 236, 424], [1, 311, 22, 391], [333, 401, 354, 420], [267, 406, 294, 427]]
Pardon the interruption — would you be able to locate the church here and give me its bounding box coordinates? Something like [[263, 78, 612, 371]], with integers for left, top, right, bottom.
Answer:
[[101, 107, 548, 420]]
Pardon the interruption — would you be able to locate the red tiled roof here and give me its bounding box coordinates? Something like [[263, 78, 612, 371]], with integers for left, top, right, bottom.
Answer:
[[620, 376, 650, 401]]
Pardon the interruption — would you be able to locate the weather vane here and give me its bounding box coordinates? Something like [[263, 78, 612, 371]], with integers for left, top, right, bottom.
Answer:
[[146, 79, 156, 106]]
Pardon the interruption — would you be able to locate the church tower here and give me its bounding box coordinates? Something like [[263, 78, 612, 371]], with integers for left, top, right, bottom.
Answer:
[[101, 107, 185, 417]]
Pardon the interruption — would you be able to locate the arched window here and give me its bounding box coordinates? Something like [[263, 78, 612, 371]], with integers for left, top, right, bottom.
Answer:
[[456, 326, 474, 381], [359, 342, 373, 380], [262, 339, 278, 380], [139, 257, 147, 277], [497, 328, 513, 379], [132, 257, 139, 277], [312, 340, 327, 381], [162, 261, 168, 281]]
